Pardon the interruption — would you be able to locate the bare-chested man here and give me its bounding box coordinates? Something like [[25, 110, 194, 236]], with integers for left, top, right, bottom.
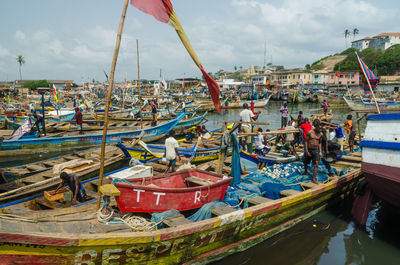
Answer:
[[303, 119, 323, 183]]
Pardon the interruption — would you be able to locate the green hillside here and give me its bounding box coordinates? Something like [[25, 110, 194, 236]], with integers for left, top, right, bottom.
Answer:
[[334, 45, 400, 75]]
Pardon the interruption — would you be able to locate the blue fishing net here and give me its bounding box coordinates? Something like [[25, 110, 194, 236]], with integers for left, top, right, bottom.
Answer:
[[151, 209, 181, 229], [188, 201, 228, 222]]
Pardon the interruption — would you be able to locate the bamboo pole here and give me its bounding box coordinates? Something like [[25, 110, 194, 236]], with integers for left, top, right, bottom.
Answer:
[[137, 39, 143, 129], [96, 0, 129, 210]]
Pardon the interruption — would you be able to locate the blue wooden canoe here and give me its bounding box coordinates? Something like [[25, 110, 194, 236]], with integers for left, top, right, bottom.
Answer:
[[0, 114, 185, 156]]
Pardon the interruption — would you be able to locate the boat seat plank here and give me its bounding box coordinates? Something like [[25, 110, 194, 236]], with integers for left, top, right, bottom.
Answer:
[[211, 205, 236, 216], [63, 155, 79, 161], [185, 176, 214, 186], [25, 164, 47, 172], [163, 215, 192, 227], [335, 161, 361, 167], [35, 198, 64, 209], [239, 195, 272, 205], [280, 189, 301, 197], [300, 182, 321, 189], [21, 180, 37, 185], [42, 160, 65, 167]]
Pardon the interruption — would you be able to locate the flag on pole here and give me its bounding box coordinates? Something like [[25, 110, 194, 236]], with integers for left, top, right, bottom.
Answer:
[[52, 84, 58, 104], [266, 79, 271, 88], [130, 0, 221, 111], [356, 52, 378, 93]]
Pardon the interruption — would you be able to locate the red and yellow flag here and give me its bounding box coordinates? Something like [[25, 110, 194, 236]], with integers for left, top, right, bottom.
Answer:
[[131, 0, 221, 111]]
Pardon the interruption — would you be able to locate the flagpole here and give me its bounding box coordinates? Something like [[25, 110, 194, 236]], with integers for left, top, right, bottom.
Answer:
[[356, 52, 380, 114], [137, 39, 143, 129], [96, 0, 129, 210]]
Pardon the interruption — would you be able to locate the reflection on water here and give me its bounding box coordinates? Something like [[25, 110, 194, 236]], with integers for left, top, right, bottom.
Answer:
[[214, 201, 400, 265]]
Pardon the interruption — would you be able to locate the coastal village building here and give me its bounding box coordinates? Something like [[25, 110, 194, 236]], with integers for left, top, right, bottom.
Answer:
[[270, 69, 312, 86], [327, 70, 359, 85], [352, 33, 400, 51], [312, 71, 329, 84], [218, 79, 244, 90]]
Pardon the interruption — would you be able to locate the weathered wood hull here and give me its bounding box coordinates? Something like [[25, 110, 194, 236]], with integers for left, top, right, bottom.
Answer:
[[0, 169, 362, 264]]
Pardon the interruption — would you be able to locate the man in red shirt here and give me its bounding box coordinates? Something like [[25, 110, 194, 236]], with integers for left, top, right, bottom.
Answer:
[[299, 118, 312, 141], [73, 107, 83, 134]]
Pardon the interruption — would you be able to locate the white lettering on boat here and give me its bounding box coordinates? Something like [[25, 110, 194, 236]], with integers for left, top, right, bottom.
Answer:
[[194, 191, 201, 203], [133, 189, 145, 202], [153, 192, 166, 205]]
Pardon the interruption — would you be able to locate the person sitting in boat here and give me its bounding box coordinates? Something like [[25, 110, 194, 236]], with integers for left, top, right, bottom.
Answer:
[[303, 119, 323, 184], [53, 172, 87, 203], [31, 113, 44, 137], [254, 128, 270, 156], [164, 130, 181, 173], [321, 100, 329, 115]]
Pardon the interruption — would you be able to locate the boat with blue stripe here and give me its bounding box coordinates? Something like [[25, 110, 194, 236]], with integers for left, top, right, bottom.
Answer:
[[0, 114, 185, 156]]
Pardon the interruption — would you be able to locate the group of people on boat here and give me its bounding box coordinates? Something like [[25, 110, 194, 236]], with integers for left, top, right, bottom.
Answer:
[[239, 101, 357, 184]]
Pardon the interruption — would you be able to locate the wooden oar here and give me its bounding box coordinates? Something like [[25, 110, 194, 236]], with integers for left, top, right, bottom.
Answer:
[[188, 136, 202, 163]]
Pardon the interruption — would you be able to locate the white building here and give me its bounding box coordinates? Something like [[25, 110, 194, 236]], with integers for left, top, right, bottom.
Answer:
[[352, 33, 400, 51], [312, 71, 328, 84], [218, 79, 244, 90]]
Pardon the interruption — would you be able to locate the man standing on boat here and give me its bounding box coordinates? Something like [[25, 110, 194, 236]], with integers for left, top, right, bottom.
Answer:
[[164, 130, 181, 173], [151, 99, 158, 126], [303, 119, 323, 183], [31, 113, 44, 137], [280, 102, 288, 128], [73, 107, 83, 134], [344, 114, 356, 153], [240, 103, 260, 152], [321, 100, 329, 115]]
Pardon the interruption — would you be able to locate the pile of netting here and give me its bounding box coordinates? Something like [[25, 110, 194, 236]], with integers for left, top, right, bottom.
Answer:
[[150, 161, 351, 226]]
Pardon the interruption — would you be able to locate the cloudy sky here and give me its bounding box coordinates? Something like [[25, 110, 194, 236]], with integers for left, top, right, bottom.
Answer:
[[0, 0, 399, 83]]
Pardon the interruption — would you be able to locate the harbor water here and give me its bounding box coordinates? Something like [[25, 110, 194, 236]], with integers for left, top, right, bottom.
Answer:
[[1, 101, 400, 264]]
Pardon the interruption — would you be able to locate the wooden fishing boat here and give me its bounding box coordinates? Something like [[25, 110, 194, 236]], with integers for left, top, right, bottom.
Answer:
[[0, 145, 126, 204], [343, 96, 400, 112], [0, 114, 184, 156], [221, 96, 271, 109], [114, 169, 232, 213], [352, 113, 400, 225], [0, 111, 75, 123], [0, 165, 362, 264], [117, 139, 227, 163]]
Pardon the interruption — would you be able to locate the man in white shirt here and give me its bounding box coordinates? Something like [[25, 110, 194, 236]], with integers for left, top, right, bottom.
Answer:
[[239, 103, 260, 152], [164, 130, 181, 173]]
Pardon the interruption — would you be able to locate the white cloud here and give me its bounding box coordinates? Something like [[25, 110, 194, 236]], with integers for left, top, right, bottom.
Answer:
[[14, 30, 26, 42]]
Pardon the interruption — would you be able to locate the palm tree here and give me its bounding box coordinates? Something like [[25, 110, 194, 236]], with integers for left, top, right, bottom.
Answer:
[[353, 28, 359, 40], [16, 55, 25, 80], [344, 29, 351, 48]]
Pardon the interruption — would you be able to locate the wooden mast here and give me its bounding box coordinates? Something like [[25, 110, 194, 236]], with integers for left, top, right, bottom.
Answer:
[[96, 0, 129, 209], [137, 39, 143, 129]]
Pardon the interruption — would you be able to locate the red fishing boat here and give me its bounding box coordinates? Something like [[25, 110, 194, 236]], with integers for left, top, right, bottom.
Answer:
[[114, 169, 232, 213]]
